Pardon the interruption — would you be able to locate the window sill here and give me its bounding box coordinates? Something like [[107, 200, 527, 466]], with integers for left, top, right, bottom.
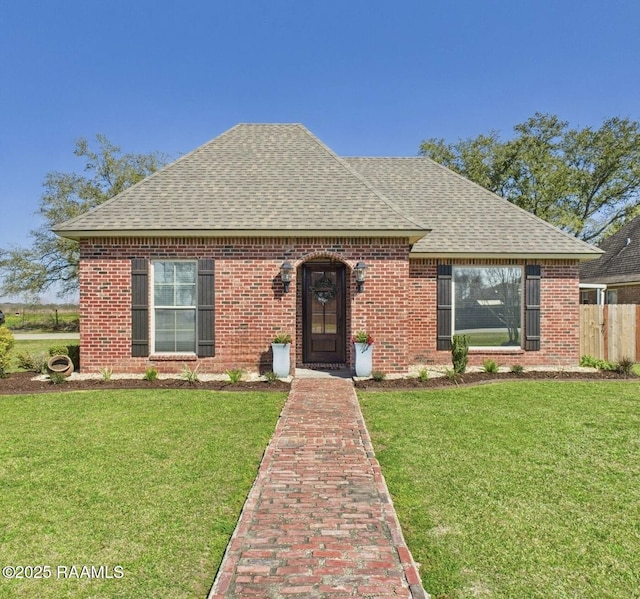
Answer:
[[149, 353, 198, 361]]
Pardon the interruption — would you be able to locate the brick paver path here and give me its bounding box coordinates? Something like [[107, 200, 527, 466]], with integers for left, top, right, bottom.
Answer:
[[209, 377, 427, 598]]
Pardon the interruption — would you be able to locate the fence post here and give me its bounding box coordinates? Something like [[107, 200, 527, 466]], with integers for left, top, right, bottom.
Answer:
[[636, 305, 640, 361], [603, 304, 609, 361]]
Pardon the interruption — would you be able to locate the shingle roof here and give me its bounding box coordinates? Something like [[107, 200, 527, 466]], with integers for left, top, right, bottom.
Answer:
[[344, 157, 601, 257], [54, 124, 426, 239], [54, 123, 601, 259], [580, 216, 640, 284]]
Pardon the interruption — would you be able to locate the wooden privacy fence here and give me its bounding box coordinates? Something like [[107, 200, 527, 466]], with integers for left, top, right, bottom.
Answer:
[[580, 304, 640, 362]]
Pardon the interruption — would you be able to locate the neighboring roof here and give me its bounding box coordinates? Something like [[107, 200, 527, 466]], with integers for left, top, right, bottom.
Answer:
[[580, 216, 640, 284], [54, 123, 601, 259]]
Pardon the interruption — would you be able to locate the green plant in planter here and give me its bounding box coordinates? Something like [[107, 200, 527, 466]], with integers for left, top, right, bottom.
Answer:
[[352, 331, 374, 346], [272, 333, 292, 344], [451, 334, 469, 374]]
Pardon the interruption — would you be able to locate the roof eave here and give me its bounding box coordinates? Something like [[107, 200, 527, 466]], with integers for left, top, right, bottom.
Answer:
[[409, 250, 604, 262], [54, 228, 429, 244]]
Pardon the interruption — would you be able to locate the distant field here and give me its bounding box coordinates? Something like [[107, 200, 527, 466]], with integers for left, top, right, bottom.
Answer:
[[2, 305, 78, 332]]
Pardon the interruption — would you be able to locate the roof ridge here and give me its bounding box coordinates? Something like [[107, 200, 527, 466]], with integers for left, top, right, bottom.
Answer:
[[298, 128, 428, 231]]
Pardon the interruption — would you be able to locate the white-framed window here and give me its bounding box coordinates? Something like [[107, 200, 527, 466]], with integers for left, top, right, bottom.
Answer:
[[606, 289, 618, 304], [152, 260, 197, 353], [453, 266, 523, 348], [580, 291, 590, 304]]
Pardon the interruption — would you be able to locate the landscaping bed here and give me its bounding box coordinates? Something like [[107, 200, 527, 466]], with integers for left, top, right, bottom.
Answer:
[[0, 371, 291, 395], [355, 368, 637, 390]]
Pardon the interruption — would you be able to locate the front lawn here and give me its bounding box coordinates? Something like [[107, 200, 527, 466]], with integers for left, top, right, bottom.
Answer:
[[359, 382, 640, 599], [0, 389, 285, 598]]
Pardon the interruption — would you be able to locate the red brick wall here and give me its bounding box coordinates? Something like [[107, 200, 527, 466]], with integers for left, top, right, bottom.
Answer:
[[408, 259, 581, 367], [79, 237, 410, 373], [79, 239, 582, 373]]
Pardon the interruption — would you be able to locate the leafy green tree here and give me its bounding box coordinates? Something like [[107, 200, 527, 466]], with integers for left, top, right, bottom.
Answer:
[[420, 113, 640, 243], [0, 135, 167, 298]]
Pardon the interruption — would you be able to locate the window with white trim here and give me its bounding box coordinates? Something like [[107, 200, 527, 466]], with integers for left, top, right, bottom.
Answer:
[[453, 266, 523, 347], [152, 261, 197, 353]]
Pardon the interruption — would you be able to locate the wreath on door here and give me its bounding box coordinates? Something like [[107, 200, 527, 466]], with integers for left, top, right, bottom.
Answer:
[[312, 275, 338, 305]]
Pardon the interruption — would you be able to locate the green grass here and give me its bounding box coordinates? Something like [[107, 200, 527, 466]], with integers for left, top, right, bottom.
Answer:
[[0, 389, 285, 598], [359, 382, 640, 599]]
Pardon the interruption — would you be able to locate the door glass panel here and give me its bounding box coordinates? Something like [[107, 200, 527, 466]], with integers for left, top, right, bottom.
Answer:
[[312, 312, 324, 333], [311, 271, 338, 334]]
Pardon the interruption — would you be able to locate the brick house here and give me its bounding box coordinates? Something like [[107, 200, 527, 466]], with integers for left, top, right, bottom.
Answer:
[[54, 124, 601, 374], [580, 215, 640, 305]]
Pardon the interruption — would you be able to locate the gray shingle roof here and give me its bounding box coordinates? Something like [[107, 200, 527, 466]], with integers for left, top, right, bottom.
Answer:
[[344, 157, 601, 257], [580, 216, 640, 284], [54, 124, 426, 239], [54, 123, 601, 258]]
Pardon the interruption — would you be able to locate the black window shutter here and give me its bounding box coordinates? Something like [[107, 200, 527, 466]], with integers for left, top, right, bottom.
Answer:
[[131, 258, 149, 357], [437, 264, 452, 350], [525, 265, 541, 351], [197, 259, 215, 357]]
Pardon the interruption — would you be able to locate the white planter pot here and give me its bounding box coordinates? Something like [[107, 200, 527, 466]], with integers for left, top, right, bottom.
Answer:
[[353, 343, 373, 377], [271, 343, 291, 378]]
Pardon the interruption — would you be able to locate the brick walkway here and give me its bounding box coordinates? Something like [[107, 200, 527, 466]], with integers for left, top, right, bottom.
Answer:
[[209, 377, 428, 599]]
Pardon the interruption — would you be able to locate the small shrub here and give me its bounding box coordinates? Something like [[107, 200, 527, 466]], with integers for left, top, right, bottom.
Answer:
[[482, 359, 499, 373], [263, 370, 279, 383], [16, 351, 47, 373], [417, 367, 429, 382], [451, 334, 469, 374], [371, 370, 386, 381], [226, 368, 243, 383], [580, 355, 615, 371], [48, 344, 69, 357], [510, 364, 525, 375], [615, 356, 635, 377], [0, 328, 15, 378], [143, 367, 159, 381], [180, 364, 200, 385], [49, 372, 67, 385], [444, 367, 462, 383], [100, 367, 113, 381]]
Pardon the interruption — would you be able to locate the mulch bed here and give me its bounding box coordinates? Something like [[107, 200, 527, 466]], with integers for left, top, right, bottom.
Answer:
[[0, 369, 637, 396], [354, 369, 638, 390], [0, 371, 291, 396]]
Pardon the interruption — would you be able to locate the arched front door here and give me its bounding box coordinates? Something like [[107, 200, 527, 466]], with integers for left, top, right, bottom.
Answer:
[[302, 261, 346, 363]]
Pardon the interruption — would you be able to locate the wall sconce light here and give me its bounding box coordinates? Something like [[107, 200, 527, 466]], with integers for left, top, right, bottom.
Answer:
[[354, 261, 367, 292], [280, 261, 293, 293]]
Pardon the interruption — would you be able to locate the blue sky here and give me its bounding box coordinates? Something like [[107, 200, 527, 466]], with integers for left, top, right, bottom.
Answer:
[[1, 0, 639, 300]]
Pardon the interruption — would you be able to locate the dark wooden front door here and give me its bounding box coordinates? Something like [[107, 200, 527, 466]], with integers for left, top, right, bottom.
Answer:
[[303, 263, 346, 363]]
